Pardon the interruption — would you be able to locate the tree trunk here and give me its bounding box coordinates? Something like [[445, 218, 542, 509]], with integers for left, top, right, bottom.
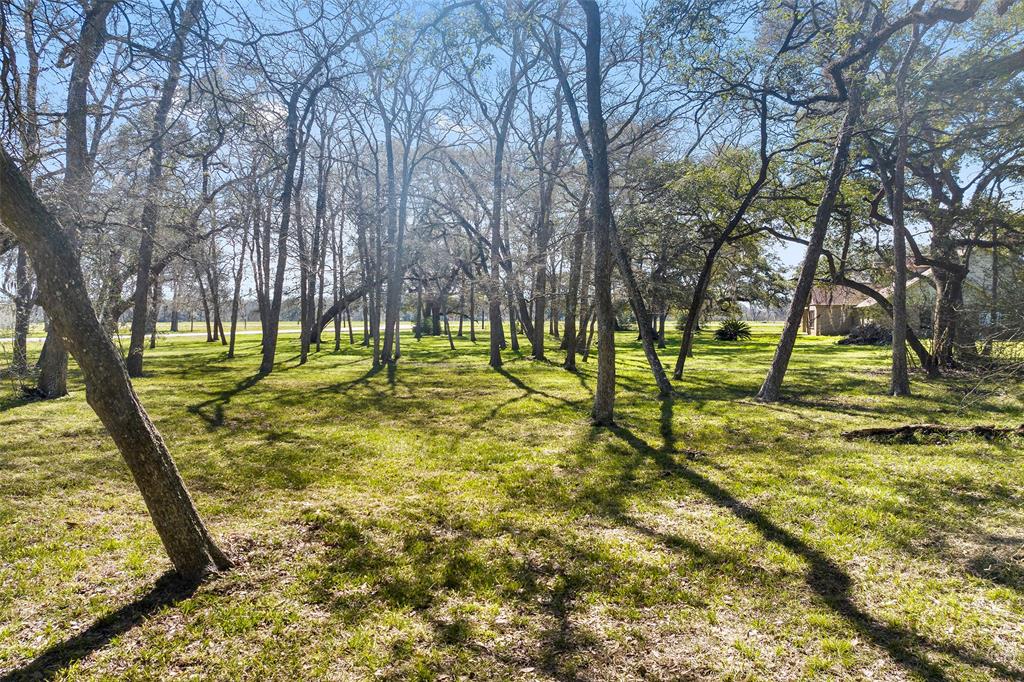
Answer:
[[562, 194, 588, 371], [1, 146, 229, 581], [757, 80, 864, 402], [508, 288, 520, 352], [12, 246, 32, 374], [444, 300, 455, 350], [415, 287, 423, 341], [469, 281, 477, 342], [170, 275, 179, 333], [147, 277, 160, 350], [609, 222, 673, 397], [457, 289, 465, 338], [675, 245, 720, 378], [38, 0, 118, 399], [889, 118, 911, 395], [37, 332, 68, 398], [126, 0, 202, 377], [580, 0, 616, 425], [261, 98, 302, 374], [197, 272, 213, 342], [228, 220, 250, 359]]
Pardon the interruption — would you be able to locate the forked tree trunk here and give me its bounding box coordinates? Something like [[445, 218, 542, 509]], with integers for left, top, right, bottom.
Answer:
[[1, 147, 229, 581], [37, 0, 118, 399]]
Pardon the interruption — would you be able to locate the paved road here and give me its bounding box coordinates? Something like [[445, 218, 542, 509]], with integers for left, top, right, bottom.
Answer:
[[0, 328, 301, 344]]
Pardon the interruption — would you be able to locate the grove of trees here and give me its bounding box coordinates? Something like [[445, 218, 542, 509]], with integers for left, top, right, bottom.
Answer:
[[1, 0, 1022, 577]]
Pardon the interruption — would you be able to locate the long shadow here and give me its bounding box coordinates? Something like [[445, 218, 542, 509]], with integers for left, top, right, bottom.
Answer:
[[0, 572, 199, 681], [187, 371, 265, 429], [0, 390, 40, 413], [602, 405, 1024, 681], [314, 364, 383, 398]]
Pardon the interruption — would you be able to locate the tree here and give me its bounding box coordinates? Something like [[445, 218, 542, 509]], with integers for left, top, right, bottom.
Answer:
[[0, 146, 230, 581], [126, 0, 203, 377], [579, 0, 616, 425]]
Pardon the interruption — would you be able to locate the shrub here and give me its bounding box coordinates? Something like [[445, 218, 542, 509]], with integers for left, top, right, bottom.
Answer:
[[838, 322, 892, 346], [714, 319, 752, 341]]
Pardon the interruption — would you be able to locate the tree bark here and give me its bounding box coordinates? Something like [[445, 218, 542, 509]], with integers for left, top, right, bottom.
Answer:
[[757, 80, 864, 402], [12, 246, 32, 374], [1, 146, 229, 581], [469, 281, 477, 342], [37, 0, 117, 398], [580, 0, 616, 425], [228, 218, 250, 359]]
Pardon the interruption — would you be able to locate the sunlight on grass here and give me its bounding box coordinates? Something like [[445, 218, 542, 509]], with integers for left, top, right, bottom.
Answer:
[[1, 324, 1022, 680]]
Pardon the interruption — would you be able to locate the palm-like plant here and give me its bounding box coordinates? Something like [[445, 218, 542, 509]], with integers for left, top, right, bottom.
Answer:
[[714, 319, 752, 341]]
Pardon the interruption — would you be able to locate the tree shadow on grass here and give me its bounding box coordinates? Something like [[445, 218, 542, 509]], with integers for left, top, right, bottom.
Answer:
[[299, 503, 607, 680], [0, 572, 200, 682], [462, 366, 588, 433], [598, 400, 1024, 682], [187, 371, 265, 429], [0, 390, 40, 413]]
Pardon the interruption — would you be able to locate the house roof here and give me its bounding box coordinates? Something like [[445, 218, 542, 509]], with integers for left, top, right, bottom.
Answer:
[[809, 268, 936, 309], [854, 268, 933, 308], [808, 286, 862, 307]]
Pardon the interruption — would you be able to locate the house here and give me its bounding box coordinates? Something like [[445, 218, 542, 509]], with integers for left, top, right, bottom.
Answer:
[[802, 255, 1013, 337], [802, 286, 861, 335], [803, 267, 935, 336]]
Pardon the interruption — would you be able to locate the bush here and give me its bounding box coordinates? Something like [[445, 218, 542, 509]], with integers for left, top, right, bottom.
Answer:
[[413, 319, 434, 336], [838, 321, 892, 346], [714, 319, 752, 341]]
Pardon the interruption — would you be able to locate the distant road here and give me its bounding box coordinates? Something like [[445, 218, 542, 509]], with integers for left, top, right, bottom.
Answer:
[[0, 328, 301, 344]]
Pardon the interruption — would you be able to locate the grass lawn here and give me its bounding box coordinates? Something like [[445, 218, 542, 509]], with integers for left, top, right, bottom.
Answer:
[[1, 324, 1022, 680]]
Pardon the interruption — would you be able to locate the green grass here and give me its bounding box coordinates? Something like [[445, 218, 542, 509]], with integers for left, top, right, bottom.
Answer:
[[1, 324, 1022, 680]]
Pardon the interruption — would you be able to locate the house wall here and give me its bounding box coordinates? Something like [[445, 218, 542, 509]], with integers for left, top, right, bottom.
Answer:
[[805, 305, 855, 336], [857, 285, 935, 336]]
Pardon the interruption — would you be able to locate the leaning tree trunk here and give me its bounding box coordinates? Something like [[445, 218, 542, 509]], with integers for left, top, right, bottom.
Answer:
[[757, 81, 864, 402], [610, 221, 673, 397], [1, 146, 229, 581], [197, 272, 213, 342]]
